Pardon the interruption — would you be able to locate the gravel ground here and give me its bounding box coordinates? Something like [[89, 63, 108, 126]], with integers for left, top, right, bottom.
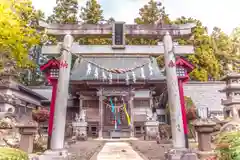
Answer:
[[129, 141, 172, 160], [68, 140, 105, 160]]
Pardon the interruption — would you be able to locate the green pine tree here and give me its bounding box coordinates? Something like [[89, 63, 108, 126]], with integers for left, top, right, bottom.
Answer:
[[211, 27, 238, 75], [173, 17, 221, 81], [131, 0, 172, 67], [78, 0, 110, 45], [107, 17, 115, 24], [134, 0, 171, 25], [80, 0, 104, 24], [229, 27, 240, 72], [47, 0, 78, 24], [45, 0, 79, 81], [133, 0, 225, 81], [131, 0, 171, 45]]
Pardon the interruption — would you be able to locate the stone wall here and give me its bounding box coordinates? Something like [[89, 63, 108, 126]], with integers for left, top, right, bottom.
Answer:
[[184, 81, 225, 111]]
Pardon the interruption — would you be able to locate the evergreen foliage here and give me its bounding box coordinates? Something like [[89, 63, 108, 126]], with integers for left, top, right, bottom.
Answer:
[[2, 0, 240, 83], [47, 0, 78, 24]]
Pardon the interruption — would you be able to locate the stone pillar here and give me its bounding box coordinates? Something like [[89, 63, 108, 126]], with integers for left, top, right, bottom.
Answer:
[[17, 124, 38, 153], [149, 94, 157, 119], [79, 95, 83, 115], [98, 89, 103, 139], [149, 94, 153, 108], [129, 94, 134, 137], [232, 107, 239, 121], [162, 32, 185, 148], [51, 34, 73, 150], [193, 119, 217, 160]]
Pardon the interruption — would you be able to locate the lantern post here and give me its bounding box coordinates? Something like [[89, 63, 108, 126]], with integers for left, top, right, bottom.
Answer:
[[175, 56, 194, 148], [40, 57, 60, 149]]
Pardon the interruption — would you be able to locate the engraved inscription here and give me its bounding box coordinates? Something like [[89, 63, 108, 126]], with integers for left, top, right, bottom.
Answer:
[[114, 23, 124, 45]]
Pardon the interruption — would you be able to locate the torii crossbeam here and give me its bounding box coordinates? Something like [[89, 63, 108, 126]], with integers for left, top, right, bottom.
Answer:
[[42, 44, 194, 56]]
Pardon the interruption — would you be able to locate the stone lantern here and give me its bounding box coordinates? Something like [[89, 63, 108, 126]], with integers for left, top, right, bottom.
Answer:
[[40, 57, 60, 149], [219, 73, 240, 132], [16, 117, 38, 153], [220, 73, 240, 121], [192, 119, 217, 160]]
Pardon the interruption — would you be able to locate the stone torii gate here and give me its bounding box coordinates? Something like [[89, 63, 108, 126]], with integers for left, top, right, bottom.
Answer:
[[40, 21, 196, 158]]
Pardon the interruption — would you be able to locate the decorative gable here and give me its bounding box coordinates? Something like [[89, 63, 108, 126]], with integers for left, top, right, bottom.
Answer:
[[40, 57, 60, 72], [175, 56, 194, 73]]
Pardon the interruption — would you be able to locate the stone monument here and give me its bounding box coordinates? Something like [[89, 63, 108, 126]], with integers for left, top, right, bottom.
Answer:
[[72, 110, 88, 141]]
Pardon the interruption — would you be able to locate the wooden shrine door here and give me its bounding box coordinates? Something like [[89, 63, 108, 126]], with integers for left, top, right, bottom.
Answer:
[[103, 100, 129, 128]]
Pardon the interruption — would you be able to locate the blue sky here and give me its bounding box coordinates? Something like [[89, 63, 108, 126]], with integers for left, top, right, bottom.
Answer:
[[32, 0, 240, 35]]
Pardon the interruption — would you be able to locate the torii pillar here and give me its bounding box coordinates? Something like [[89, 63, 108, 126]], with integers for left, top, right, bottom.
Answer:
[[51, 34, 73, 150], [164, 33, 197, 159], [42, 34, 73, 159], [163, 32, 185, 148]]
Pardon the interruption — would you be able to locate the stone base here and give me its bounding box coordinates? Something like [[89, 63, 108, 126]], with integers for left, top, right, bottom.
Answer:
[[197, 151, 216, 160], [144, 120, 159, 140], [157, 138, 172, 144], [38, 149, 70, 160], [110, 130, 121, 139], [67, 138, 76, 145], [165, 148, 198, 160], [97, 137, 103, 140], [72, 121, 88, 141], [74, 134, 87, 141]]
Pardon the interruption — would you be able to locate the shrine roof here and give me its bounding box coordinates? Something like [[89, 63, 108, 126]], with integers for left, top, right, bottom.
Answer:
[[220, 73, 240, 81], [70, 56, 165, 82]]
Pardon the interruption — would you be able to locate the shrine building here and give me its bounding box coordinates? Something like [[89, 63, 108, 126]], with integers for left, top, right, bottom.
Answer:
[[39, 54, 166, 138], [69, 55, 165, 138]]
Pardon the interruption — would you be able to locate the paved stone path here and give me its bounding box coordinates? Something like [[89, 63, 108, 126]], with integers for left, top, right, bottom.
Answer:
[[68, 140, 105, 160], [97, 142, 144, 160], [130, 140, 171, 160]]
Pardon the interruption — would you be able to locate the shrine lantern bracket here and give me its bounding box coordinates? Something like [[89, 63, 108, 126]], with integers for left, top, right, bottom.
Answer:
[[40, 57, 60, 81], [175, 56, 194, 82]]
